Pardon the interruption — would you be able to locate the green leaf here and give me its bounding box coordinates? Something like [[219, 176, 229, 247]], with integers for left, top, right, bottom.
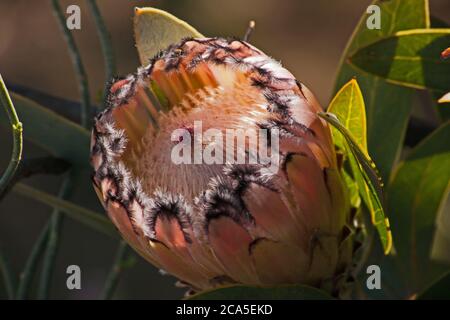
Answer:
[[343, 170, 360, 208], [328, 79, 367, 153], [335, 0, 429, 182], [349, 29, 450, 92], [13, 182, 117, 238], [387, 121, 450, 292], [418, 270, 450, 300], [344, 0, 430, 54], [188, 285, 332, 300], [327, 79, 364, 210], [319, 112, 392, 254], [133, 7, 203, 66], [0, 93, 90, 169]]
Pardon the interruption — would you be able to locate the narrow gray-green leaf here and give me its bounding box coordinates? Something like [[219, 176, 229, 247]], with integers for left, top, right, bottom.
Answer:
[[188, 285, 332, 300], [134, 7, 203, 66], [388, 121, 450, 292], [0, 93, 90, 168], [13, 183, 117, 238]]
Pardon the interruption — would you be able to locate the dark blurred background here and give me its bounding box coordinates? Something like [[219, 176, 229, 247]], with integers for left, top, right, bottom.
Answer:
[[1, 0, 449, 299]]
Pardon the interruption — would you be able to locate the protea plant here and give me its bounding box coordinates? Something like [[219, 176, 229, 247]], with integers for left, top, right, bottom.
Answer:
[[3, 0, 450, 302], [90, 8, 358, 296]]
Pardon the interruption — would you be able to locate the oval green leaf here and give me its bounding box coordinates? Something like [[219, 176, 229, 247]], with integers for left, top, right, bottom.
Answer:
[[349, 29, 450, 92], [388, 121, 450, 292], [134, 7, 203, 66], [343, 0, 430, 55], [328, 79, 367, 154]]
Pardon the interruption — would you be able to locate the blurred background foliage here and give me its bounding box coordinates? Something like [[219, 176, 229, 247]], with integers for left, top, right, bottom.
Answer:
[[0, 0, 449, 299]]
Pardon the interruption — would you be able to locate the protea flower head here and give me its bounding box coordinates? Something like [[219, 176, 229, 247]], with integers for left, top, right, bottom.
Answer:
[[90, 37, 353, 294]]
